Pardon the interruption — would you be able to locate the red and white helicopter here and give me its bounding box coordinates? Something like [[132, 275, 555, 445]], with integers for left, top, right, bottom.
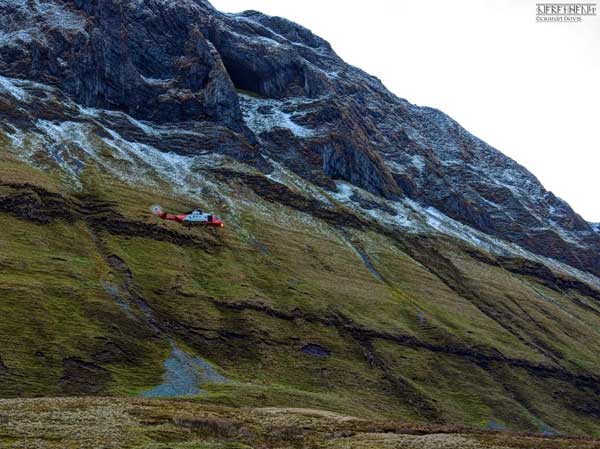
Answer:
[[151, 205, 224, 228]]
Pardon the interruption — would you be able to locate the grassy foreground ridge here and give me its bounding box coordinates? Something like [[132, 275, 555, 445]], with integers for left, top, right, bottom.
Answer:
[[2, 397, 600, 448]]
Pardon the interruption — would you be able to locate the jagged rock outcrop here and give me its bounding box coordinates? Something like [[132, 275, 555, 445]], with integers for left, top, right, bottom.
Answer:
[[0, 0, 243, 129], [1, 0, 598, 276]]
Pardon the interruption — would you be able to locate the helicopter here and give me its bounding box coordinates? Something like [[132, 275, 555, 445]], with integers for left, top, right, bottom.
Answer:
[[151, 205, 224, 228]]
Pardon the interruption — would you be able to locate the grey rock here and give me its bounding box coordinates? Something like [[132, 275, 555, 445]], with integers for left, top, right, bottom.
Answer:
[[141, 342, 228, 398], [301, 344, 331, 358]]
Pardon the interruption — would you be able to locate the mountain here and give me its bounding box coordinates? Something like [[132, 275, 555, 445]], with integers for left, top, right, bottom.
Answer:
[[3, 0, 599, 276], [2, 0, 600, 440]]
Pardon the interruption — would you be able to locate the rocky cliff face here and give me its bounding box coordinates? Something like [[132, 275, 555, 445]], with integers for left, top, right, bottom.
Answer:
[[2, 0, 597, 277]]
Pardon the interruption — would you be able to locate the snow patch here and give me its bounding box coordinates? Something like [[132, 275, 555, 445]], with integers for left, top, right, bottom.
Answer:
[[384, 155, 425, 175], [97, 126, 221, 193], [265, 159, 332, 205], [384, 160, 406, 174], [330, 181, 600, 290], [0, 1, 86, 47], [332, 182, 354, 202], [0, 29, 34, 46], [4, 124, 25, 148], [0, 76, 29, 101], [78, 105, 213, 140], [140, 75, 174, 86], [239, 94, 316, 138], [36, 1, 87, 33], [226, 13, 329, 56], [25, 117, 224, 197], [332, 181, 422, 232], [411, 154, 426, 172]]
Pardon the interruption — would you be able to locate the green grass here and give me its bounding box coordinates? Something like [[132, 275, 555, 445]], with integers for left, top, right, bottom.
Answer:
[[0, 216, 167, 397], [3, 156, 600, 435]]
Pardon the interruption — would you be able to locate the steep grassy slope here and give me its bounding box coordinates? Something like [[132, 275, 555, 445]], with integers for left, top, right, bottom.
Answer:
[[2, 150, 600, 437]]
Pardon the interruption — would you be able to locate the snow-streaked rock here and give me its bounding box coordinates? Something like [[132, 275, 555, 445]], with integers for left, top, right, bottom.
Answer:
[[239, 94, 317, 138], [1, 0, 599, 278]]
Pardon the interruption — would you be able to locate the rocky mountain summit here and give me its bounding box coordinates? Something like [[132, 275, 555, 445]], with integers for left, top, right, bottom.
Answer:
[[2, 0, 598, 277], [3, 0, 600, 437]]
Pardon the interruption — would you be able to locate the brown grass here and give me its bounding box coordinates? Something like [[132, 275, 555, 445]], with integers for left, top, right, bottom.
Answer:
[[1, 397, 599, 449]]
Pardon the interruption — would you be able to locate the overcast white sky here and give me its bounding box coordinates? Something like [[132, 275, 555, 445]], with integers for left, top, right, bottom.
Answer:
[[212, 0, 600, 221]]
